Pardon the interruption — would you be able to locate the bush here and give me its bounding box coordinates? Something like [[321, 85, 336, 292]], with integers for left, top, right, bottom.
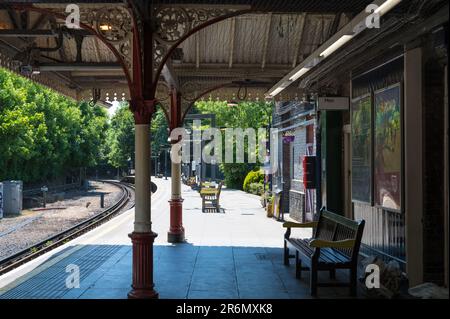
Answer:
[[220, 163, 256, 190], [243, 169, 264, 193], [248, 182, 264, 195]]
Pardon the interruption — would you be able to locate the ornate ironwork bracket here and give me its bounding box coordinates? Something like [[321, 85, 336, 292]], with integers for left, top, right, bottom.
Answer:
[[151, 6, 250, 83], [28, 4, 134, 83]]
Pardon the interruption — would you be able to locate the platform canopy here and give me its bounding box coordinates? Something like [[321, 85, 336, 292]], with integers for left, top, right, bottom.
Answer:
[[0, 0, 379, 118]]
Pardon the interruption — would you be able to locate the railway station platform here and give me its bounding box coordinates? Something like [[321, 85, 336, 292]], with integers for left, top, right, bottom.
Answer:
[[0, 179, 354, 299]]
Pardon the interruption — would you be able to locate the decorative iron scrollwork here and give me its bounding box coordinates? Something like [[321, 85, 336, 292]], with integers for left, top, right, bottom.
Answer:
[[42, 5, 134, 79], [154, 7, 190, 44], [156, 82, 170, 102], [153, 7, 240, 44], [95, 7, 132, 44], [181, 81, 201, 102], [151, 6, 242, 81]]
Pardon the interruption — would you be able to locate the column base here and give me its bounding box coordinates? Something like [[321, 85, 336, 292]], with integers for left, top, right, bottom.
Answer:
[[167, 231, 185, 243], [128, 231, 159, 299], [128, 286, 159, 299], [168, 198, 185, 243]]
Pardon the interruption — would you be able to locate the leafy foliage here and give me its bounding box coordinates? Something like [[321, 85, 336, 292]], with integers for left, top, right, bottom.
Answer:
[[0, 68, 108, 183], [104, 103, 169, 170], [151, 107, 169, 156], [243, 169, 264, 193], [193, 98, 272, 190], [248, 182, 264, 196], [105, 102, 135, 169]]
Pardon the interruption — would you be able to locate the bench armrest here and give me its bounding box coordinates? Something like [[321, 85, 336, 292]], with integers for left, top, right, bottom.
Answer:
[[309, 239, 355, 249], [283, 221, 318, 228]]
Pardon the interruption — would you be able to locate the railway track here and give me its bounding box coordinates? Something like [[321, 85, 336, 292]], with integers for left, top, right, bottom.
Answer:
[[0, 181, 135, 276]]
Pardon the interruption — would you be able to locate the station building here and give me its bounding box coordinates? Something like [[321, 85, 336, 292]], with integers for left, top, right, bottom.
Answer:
[[270, 1, 448, 287], [0, 0, 447, 298]]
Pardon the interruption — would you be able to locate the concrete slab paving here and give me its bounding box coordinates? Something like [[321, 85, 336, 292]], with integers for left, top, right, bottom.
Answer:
[[0, 178, 357, 299]]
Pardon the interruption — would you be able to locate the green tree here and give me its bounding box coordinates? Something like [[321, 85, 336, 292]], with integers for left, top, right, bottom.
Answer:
[[0, 67, 108, 183], [151, 107, 169, 156], [192, 99, 273, 189], [105, 102, 135, 169]]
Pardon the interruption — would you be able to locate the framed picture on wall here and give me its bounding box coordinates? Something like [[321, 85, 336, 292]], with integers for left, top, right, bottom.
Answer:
[[351, 94, 372, 204], [374, 84, 402, 211]]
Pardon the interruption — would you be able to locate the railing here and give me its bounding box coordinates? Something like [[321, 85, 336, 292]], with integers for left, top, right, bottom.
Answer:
[[23, 183, 80, 197], [354, 202, 406, 268]]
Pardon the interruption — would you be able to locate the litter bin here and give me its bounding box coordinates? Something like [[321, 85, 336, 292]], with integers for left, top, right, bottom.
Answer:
[[2, 180, 23, 216]]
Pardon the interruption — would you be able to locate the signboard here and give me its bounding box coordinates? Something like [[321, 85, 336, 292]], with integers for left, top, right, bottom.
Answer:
[[318, 97, 349, 110], [283, 136, 295, 144]]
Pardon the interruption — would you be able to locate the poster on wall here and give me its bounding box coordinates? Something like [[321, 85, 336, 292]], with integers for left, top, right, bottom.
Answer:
[[374, 84, 402, 211], [351, 95, 372, 203]]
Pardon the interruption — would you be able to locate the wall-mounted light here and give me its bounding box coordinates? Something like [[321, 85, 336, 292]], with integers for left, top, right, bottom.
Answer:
[[99, 24, 112, 31], [20, 64, 40, 76]]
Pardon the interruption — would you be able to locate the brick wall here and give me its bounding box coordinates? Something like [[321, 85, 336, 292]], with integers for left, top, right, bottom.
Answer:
[[288, 124, 316, 221], [288, 127, 305, 221], [281, 143, 291, 214]]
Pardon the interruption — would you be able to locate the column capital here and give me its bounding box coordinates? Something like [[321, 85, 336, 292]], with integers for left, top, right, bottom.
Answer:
[[130, 98, 158, 124]]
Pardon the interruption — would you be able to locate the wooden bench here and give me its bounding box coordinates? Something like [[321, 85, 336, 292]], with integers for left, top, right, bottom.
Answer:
[[200, 182, 223, 213], [283, 208, 365, 296]]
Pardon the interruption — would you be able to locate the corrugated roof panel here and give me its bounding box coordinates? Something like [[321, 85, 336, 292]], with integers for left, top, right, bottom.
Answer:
[[266, 14, 296, 66], [200, 19, 230, 64], [81, 38, 116, 63], [233, 14, 266, 65], [180, 30, 195, 64]]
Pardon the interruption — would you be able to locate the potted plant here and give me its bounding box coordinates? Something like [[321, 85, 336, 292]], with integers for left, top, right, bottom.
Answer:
[[266, 195, 274, 218], [260, 190, 271, 207]]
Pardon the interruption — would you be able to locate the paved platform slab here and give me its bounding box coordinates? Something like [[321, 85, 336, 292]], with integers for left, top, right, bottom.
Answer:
[[0, 179, 357, 299]]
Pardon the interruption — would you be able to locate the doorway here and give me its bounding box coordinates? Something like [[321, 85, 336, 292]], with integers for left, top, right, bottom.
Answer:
[[343, 124, 352, 219]]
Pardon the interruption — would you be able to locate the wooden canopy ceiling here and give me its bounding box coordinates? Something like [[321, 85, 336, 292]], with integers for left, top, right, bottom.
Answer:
[[0, 0, 376, 112]]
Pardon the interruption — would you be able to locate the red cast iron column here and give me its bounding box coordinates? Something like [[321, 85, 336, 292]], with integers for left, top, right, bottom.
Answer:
[[127, 10, 158, 298], [128, 99, 158, 299]]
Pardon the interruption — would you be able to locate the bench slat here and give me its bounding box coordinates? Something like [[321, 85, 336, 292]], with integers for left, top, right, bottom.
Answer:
[[283, 207, 365, 297], [287, 238, 351, 264]]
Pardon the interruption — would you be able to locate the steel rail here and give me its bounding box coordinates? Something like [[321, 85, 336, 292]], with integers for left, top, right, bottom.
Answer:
[[0, 181, 135, 276]]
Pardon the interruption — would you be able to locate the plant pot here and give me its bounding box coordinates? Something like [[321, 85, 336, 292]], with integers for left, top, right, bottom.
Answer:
[[266, 203, 273, 218], [260, 195, 266, 208]]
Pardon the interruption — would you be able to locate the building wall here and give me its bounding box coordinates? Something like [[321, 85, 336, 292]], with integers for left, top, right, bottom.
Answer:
[[422, 42, 446, 284], [289, 124, 316, 222], [289, 127, 306, 221], [281, 143, 291, 214]]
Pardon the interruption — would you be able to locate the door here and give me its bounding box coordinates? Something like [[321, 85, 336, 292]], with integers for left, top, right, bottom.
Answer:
[[343, 124, 352, 219]]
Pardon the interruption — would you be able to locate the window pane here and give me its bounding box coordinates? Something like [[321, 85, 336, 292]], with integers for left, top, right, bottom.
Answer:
[[351, 96, 372, 203]]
